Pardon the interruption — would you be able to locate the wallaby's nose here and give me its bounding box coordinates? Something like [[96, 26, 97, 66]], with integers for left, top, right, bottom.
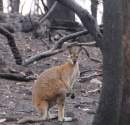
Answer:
[[73, 60, 76, 64]]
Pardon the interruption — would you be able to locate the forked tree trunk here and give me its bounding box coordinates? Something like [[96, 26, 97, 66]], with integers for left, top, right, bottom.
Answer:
[[92, 0, 123, 125]]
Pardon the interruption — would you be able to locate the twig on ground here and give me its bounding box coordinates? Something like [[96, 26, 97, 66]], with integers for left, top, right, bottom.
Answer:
[[80, 69, 102, 76], [0, 73, 36, 82], [89, 57, 102, 63], [79, 72, 102, 82]]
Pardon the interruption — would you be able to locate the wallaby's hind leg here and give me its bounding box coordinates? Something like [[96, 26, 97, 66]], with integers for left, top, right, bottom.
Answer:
[[58, 101, 65, 121], [57, 95, 65, 122], [37, 100, 49, 120], [57, 94, 73, 122], [57, 98, 73, 122]]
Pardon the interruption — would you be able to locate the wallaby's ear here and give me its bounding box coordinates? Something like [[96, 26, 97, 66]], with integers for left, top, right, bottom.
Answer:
[[77, 46, 82, 54], [67, 46, 73, 54], [67, 46, 82, 55]]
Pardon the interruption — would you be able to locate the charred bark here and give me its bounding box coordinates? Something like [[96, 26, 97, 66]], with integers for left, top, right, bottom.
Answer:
[[47, 0, 75, 25], [0, 0, 3, 12], [119, 0, 130, 125], [91, 0, 98, 22], [92, 0, 123, 125]]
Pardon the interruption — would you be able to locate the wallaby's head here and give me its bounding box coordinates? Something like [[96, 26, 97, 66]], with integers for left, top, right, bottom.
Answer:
[[68, 46, 82, 64]]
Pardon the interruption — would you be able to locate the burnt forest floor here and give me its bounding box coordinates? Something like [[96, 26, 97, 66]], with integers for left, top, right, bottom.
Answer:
[[0, 29, 103, 125]]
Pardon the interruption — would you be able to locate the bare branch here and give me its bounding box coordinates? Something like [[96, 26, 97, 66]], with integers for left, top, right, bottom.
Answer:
[[0, 25, 22, 65], [64, 41, 96, 47], [23, 49, 64, 66], [79, 72, 102, 82], [23, 30, 91, 65], [40, 0, 48, 12], [23, 41, 95, 66], [18, 117, 48, 124], [39, 1, 58, 23], [53, 30, 89, 50]]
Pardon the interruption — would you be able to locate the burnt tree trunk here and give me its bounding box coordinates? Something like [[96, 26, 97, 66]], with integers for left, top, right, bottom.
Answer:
[[47, 0, 75, 26], [10, 0, 20, 13], [92, 0, 123, 125], [91, 0, 98, 22], [119, 0, 130, 125], [0, 0, 3, 12]]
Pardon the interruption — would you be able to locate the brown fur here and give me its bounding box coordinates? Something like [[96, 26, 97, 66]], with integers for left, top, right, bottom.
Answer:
[[32, 46, 81, 121]]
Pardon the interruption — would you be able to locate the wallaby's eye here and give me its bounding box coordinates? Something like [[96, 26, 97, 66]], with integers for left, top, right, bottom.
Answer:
[[70, 55, 73, 59]]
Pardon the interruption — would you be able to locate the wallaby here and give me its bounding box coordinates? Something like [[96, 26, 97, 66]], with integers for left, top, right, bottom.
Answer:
[[18, 46, 81, 124], [32, 46, 81, 122]]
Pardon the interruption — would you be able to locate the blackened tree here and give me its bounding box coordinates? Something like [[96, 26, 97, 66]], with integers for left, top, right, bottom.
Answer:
[[92, 0, 123, 125]]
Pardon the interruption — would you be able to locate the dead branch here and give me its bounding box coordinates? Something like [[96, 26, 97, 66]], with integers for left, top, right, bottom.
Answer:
[[0, 23, 14, 33], [79, 72, 102, 82], [87, 88, 101, 94], [53, 30, 89, 50], [41, 0, 48, 12], [56, 0, 103, 47], [80, 69, 102, 76], [0, 73, 36, 82], [41, 38, 50, 49], [89, 57, 102, 63], [81, 46, 90, 58], [23, 48, 64, 66], [39, 1, 58, 24], [18, 117, 47, 124], [18, 114, 74, 124], [0, 25, 22, 65], [23, 30, 95, 66]]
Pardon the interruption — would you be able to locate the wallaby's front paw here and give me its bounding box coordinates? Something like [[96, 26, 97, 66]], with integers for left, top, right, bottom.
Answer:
[[70, 93, 75, 99]]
